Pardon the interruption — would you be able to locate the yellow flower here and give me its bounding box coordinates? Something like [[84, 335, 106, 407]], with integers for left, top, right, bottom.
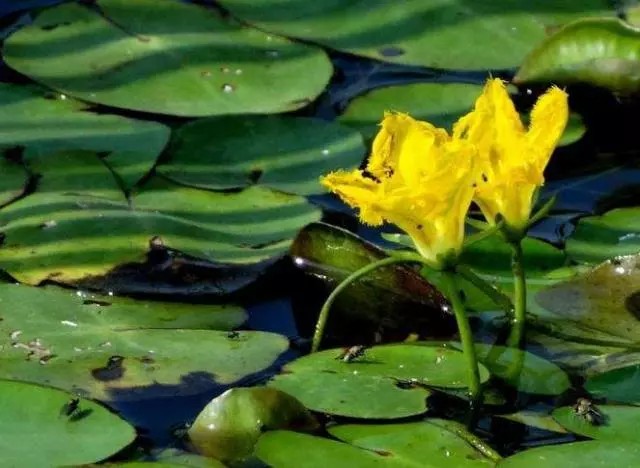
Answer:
[[454, 78, 569, 234], [321, 112, 477, 269]]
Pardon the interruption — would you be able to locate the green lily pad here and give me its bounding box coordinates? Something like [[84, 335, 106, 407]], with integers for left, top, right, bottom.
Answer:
[[268, 344, 489, 418], [0, 169, 321, 285], [3, 0, 332, 116], [158, 115, 365, 196], [338, 82, 583, 147], [154, 449, 227, 467], [0, 154, 29, 207], [188, 387, 317, 462], [585, 364, 640, 404], [497, 440, 640, 467], [534, 255, 640, 343], [0, 380, 135, 466], [552, 404, 640, 441], [217, 0, 611, 70], [0, 83, 169, 189], [514, 18, 640, 95], [256, 430, 407, 468], [497, 411, 568, 433], [448, 343, 570, 395], [328, 421, 497, 467], [0, 283, 285, 401], [566, 208, 640, 264]]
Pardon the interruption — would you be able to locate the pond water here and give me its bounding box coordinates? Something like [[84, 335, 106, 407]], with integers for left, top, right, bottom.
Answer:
[[1, 1, 640, 467]]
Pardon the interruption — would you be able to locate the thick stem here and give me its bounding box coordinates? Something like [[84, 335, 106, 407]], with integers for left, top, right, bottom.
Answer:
[[311, 256, 414, 353], [441, 271, 482, 402], [507, 242, 526, 348]]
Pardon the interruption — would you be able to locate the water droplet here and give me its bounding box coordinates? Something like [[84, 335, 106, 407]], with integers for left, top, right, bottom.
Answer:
[[266, 35, 273, 42], [235, 69, 243, 75], [222, 83, 235, 93], [321, 148, 330, 155], [201, 70, 212, 77], [107, 291, 114, 296], [59, 93, 67, 100], [60, 320, 78, 328], [615, 265, 626, 275], [352, 370, 359, 375], [526, 88, 533, 95], [265, 50, 279, 58], [220, 66, 230, 73]]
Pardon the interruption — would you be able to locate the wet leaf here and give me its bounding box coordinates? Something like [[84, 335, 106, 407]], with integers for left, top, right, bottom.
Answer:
[[158, 115, 365, 196], [217, 0, 611, 70], [0, 172, 320, 285], [0, 83, 169, 190], [4, 0, 332, 116], [290, 222, 453, 344], [188, 387, 317, 462], [498, 440, 640, 467], [0, 380, 135, 466], [566, 208, 640, 263], [514, 18, 640, 95], [0, 283, 287, 401], [268, 344, 489, 418], [552, 403, 640, 441], [328, 421, 497, 467]]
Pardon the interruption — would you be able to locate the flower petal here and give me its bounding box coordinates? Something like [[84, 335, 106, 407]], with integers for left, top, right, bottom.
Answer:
[[527, 86, 569, 172], [320, 170, 384, 225]]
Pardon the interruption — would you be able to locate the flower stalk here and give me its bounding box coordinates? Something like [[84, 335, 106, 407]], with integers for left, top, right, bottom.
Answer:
[[506, 241, 526, 347]]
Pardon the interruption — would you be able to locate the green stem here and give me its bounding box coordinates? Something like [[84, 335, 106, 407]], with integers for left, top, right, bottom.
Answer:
[[311, 256, 415, 353], [507, 242, 526, 348], [455, 264, 513, 315], [441, 271, 482, 402]]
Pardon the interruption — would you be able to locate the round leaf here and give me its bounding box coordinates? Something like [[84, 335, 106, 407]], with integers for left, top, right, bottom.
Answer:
[[0, 380, 135, 466], [585, 364, 640, 404], [0, 83, 169, 189], [328, 421, 496, 467], [158, 116, 365, 195], [497, 440, 640, 467], [0, 283, 286, 401], [566, 208, 640, 264], [188, 387, 317, 461], [552, 404, 640, 441], [515, 18, 640, 95], [217, 0, 611, 70], [3, 0, 332, 116]]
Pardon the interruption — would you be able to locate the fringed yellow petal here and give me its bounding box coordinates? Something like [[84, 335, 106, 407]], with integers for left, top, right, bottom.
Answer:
[[527, 86, 569, 172], [320, 170, 384, 225]]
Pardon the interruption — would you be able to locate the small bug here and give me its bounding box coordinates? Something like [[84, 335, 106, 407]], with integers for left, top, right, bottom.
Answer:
[[60, 397, 80, 418], [573, 397, 605, 426], [336, 345, 367, 363]]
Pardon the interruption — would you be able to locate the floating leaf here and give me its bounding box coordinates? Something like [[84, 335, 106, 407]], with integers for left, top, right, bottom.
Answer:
[[158, 116, 365, 196], [338, 82, 583, 146], [0, 83, 170, 190], [534, 255, 640, 343], [0, 154, 28, 207], [444, 343, 570, 395], [0, 283, 286, 401], [268, 344, 489, 418], [0, 170, 321, 285], [256, 431, 407, 468], [217, 0, 611, 70], [498, 440, 640, 467], [188, 387, 317, 462], [497, 411, 568, 433], [328, 421, 497, 467], [0, 380, 135, 466], [585, 364, 640, 404], [566, 208, 640, 263], [515, 18, 640, 95], [552, 404, 640, 441], [3, 0, 332, 116]]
